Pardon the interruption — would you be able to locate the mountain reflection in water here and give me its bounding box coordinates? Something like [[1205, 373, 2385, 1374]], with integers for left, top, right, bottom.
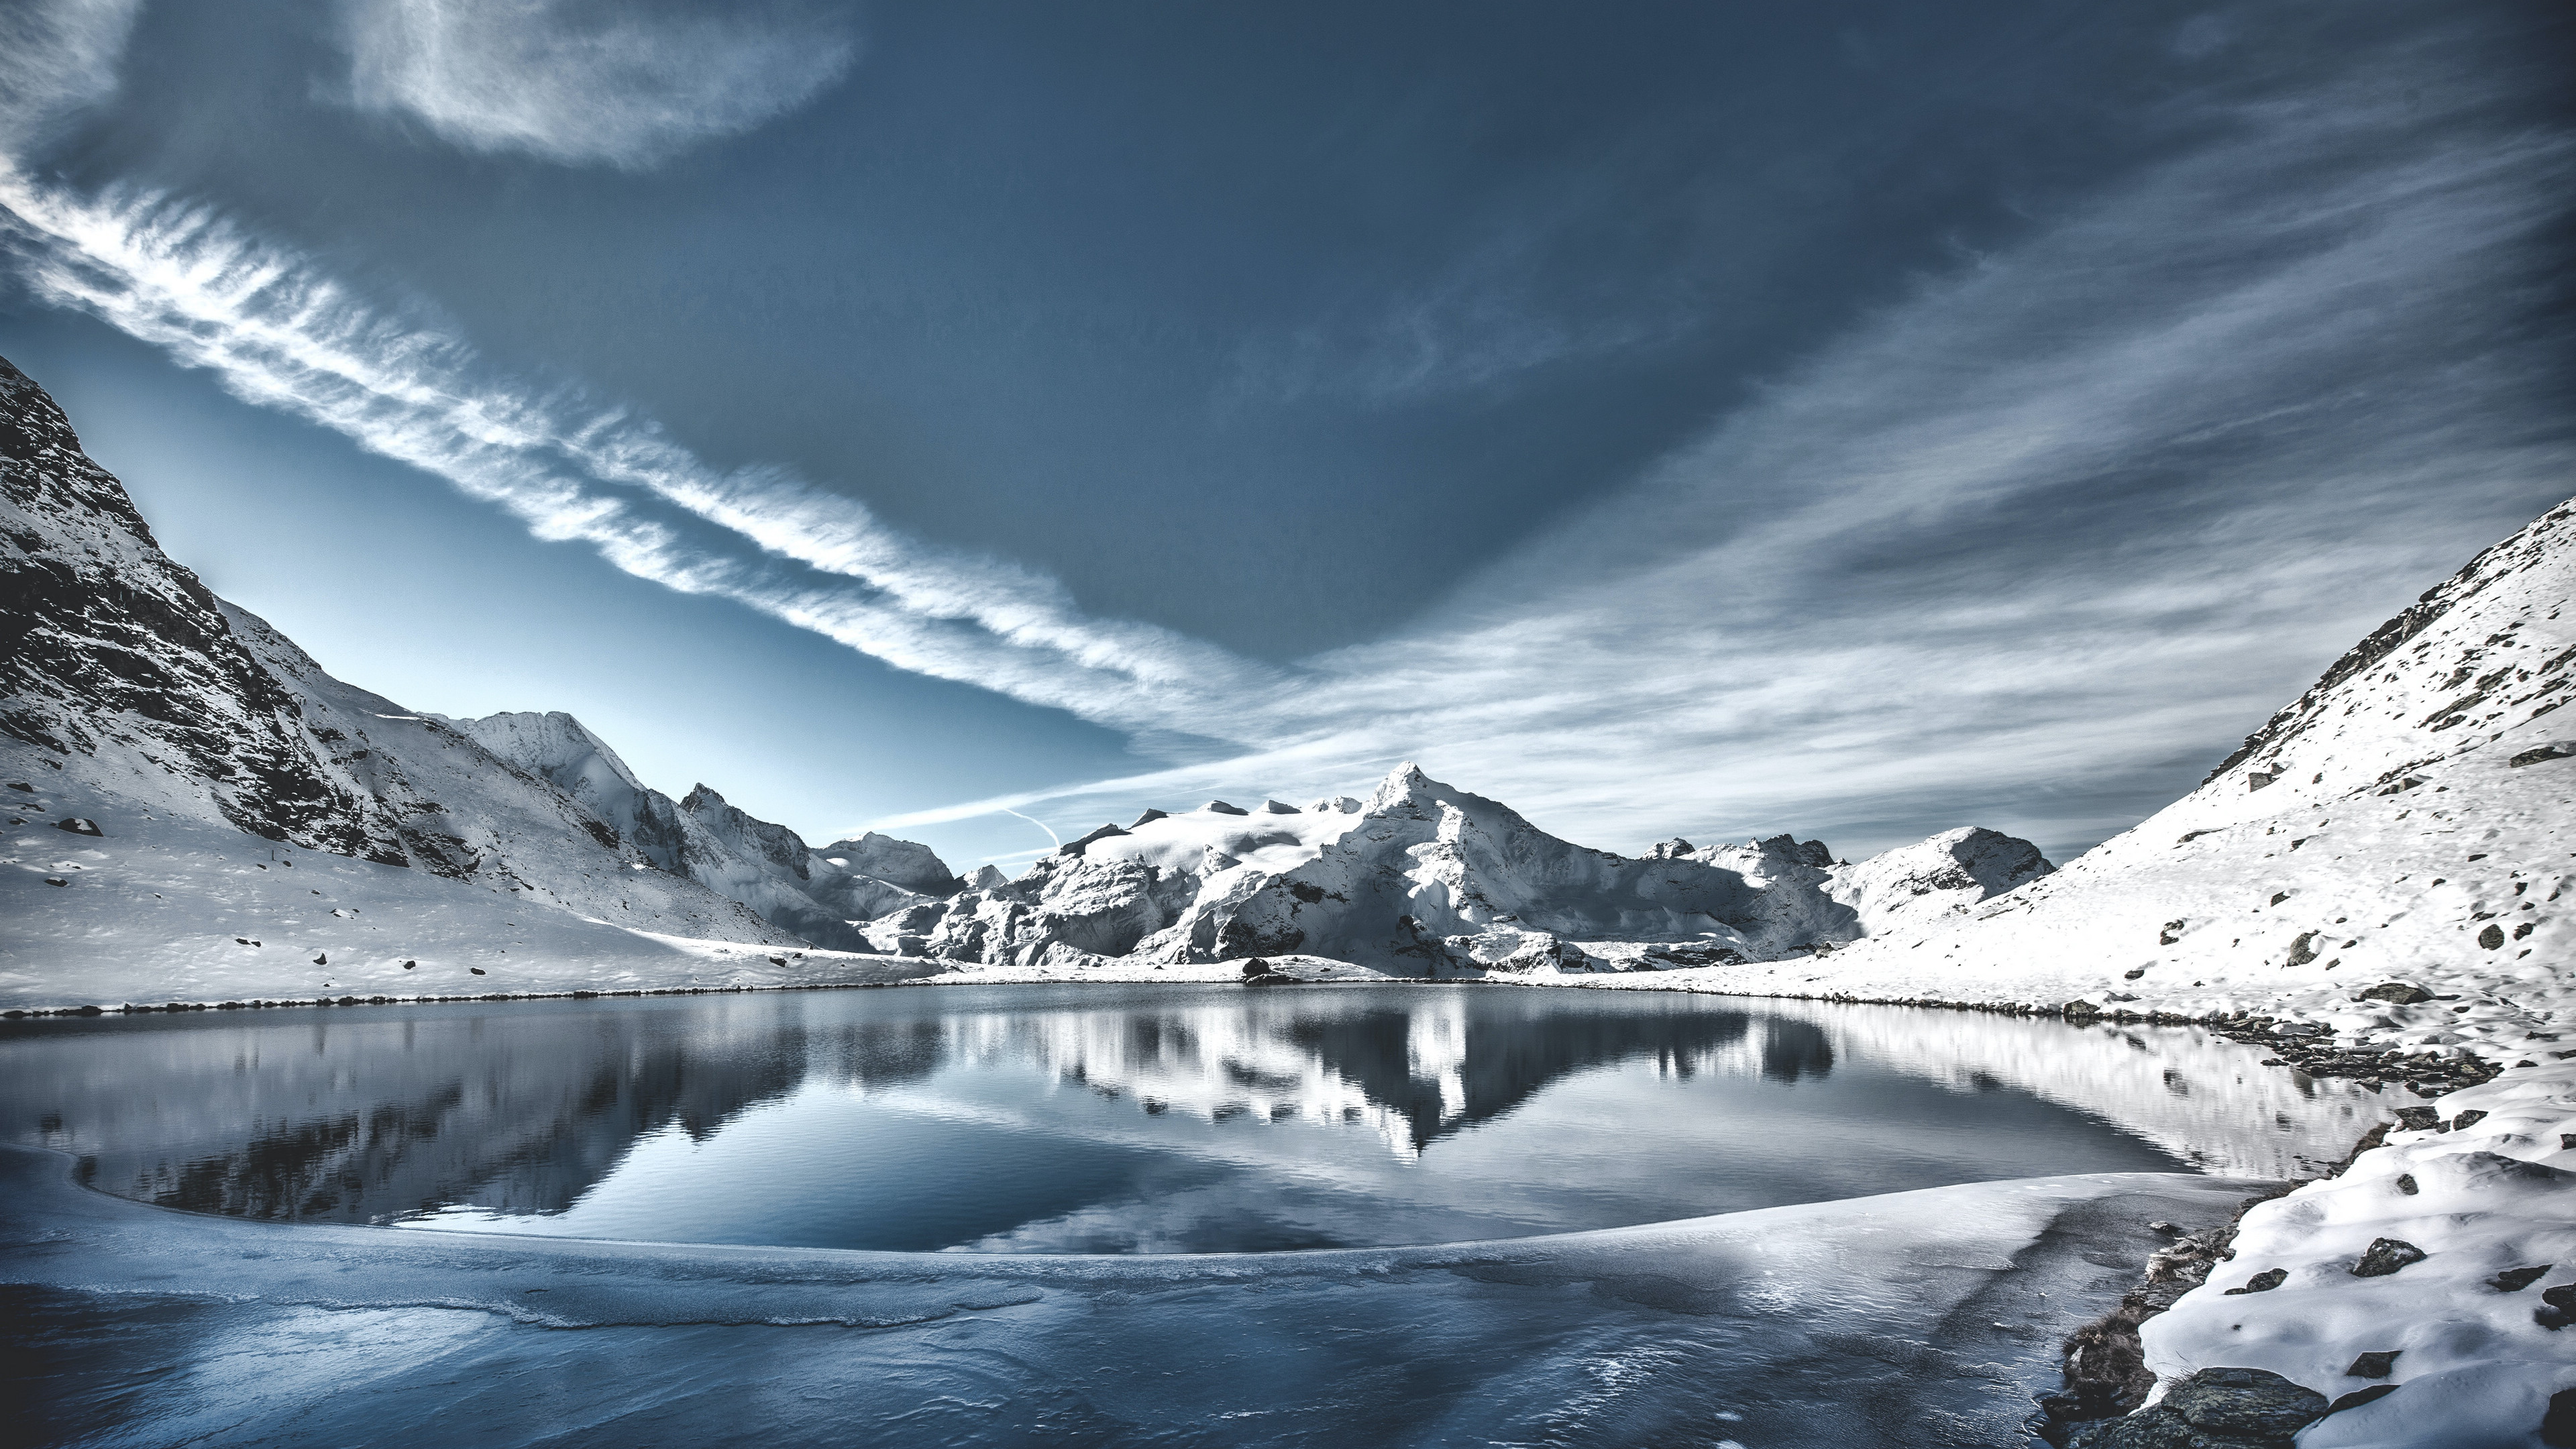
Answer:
[[1, 984, 2379, 1253]]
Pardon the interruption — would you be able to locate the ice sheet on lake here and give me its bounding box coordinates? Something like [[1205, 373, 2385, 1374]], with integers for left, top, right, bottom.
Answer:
[[0, 1144, 2263, 1448]]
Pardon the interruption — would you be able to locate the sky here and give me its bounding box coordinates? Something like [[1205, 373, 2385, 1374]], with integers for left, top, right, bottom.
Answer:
[[1, 0, 2570, 875]]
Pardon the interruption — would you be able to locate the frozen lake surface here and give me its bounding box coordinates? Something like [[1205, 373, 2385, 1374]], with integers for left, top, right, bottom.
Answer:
[[5, 984, 2381, 1254], [1, 985, 2396, 1446]]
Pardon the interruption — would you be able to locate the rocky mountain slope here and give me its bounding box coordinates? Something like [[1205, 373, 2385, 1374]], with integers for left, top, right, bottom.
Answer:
[[0, 352, 962, 1002], [450, 710, 954, 951], [860, 763, 2051, 975], [1609, 492, 2576, 1069]]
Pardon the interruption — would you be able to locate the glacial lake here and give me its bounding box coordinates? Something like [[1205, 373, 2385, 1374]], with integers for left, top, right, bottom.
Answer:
[[1, 984, 2387, 1254]]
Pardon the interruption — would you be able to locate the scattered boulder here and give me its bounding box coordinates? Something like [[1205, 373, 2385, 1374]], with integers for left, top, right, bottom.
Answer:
[[2224, 1267, 2289, 1295], [2507, 740, 2576, 767], [2539, 1283, 2576, 1331], [2343, 1350, 2400, 1379], [2069, 1366, 2326, 1447], [2479, 924, 2507, 949], [2167, 1367, 2331, 1439], [2359, 981, 2434, 1004], [1238, 957, 1294, 986], [2392, 1106, 2439, 1130], [2542, 1387, 2576, 1446], [2489, 1265, 2553, 1292], [468, 967, 487, 976], [53, 817, 101, 836], [42, 877, 66, 887], [2352, 1238, 2426, 1277], [2321, 1385, 2399, 1418]]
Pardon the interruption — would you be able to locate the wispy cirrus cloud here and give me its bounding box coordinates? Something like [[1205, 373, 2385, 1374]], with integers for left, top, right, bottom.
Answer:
[[883, 17, 2576, 854], [0, 0, 141, 152], [1, 1, 2567, 865], [0, 170, 1289, 745], [335, 0, 857, 168]]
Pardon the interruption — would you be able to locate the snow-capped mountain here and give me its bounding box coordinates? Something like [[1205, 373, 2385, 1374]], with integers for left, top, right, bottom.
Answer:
[[863, 763, 2051, 974], [451, 711, 953, 951], [0, 352, 958, 996], [1713, 492, 2576, 1063]]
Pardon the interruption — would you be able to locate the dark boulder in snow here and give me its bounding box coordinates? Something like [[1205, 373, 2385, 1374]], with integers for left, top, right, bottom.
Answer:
[[53, 817, 101, 835], [2351, 1238, 2426, 1277], [2068, 1366, 2325, 1446]]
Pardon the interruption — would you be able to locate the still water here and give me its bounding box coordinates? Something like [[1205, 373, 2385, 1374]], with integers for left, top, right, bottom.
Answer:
[[2, 984, 2385, 1254]]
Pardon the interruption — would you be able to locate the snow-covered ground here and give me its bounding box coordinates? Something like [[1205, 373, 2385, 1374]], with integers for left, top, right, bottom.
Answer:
[[0, 787, 945, 1008], [2132, 1060, 2576, 1448]]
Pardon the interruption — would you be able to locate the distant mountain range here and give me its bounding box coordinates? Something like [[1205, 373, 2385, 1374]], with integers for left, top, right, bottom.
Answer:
[[0, 351, 2053, 997]]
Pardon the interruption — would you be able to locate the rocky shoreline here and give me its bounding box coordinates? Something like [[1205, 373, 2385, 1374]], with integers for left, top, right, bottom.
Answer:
[[2033, 1057, 2576, 1447]]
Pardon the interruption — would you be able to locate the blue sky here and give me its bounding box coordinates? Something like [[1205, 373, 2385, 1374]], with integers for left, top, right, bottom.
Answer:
[[1, 0, 2570, 874]]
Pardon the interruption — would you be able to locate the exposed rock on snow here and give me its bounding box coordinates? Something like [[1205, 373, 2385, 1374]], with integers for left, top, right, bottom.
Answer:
[[2067, 1366, 2326, 1447], [0, 354, 396, 863]]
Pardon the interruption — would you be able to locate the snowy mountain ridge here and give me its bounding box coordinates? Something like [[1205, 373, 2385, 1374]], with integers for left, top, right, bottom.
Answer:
[[859, 762, 2051, 975], [1603, 492, 2576, 1069], [449, 710, 953, 950]]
